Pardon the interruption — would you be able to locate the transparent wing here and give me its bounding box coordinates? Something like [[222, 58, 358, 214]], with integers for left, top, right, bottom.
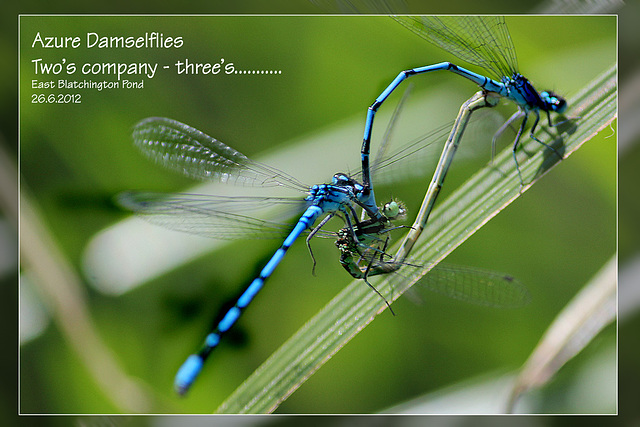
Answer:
[[117, 191, 336, 240], [392, 16, 518, 80], [133, 117, 308, 191], [366, 120, 453, 185], [351, 109, 504, 187], [370, 83, 413, 174], [345, 239, 530, 308], [415, 264, 531, 308], [353, 252, 531, 308]]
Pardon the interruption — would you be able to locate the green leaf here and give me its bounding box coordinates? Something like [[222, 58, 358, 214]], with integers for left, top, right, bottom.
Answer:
[[215, 64, 617, 414]]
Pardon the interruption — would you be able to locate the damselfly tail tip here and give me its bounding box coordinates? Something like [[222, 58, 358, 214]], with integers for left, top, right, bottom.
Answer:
[[174, 354, 204, 396]]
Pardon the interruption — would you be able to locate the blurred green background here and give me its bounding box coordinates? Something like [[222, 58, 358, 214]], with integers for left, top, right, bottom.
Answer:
[[17, 13, 616, 416]]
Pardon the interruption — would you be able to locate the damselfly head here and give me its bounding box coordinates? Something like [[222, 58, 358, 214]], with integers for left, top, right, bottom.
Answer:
[[541, 90, 567, 113], [381, 199, 407, 221], [332, 173, 356, 187]]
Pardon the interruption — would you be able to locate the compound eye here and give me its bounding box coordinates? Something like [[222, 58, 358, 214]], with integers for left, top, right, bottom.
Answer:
[[554, 97, 567, 113], [332, 173, 353, 186], [383, 201, 400, 218]]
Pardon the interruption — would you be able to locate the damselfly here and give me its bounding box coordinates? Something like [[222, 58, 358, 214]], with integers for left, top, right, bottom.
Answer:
[[119, 117, 397, 395], [361, 16, 568, 190]]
